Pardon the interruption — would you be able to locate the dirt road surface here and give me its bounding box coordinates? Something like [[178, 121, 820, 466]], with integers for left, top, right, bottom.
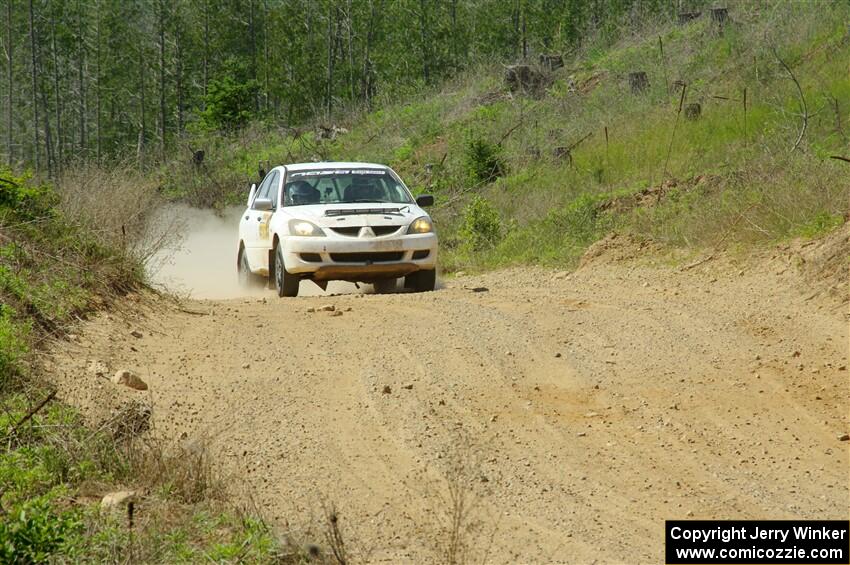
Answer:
[[49, 235, 849, 563]]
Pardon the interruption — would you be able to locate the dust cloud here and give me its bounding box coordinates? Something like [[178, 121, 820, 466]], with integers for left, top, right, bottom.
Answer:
[[145, 204, 362, 299]]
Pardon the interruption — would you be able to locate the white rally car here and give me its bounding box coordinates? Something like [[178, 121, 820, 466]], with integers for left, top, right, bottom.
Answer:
[[237, 162, 438, 297]]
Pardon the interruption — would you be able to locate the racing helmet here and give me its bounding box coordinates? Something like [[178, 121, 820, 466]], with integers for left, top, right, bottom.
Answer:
[[287, 181, 320, 205]]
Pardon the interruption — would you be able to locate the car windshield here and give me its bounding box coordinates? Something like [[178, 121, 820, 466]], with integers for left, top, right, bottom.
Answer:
[[282, 168, 414, 207]]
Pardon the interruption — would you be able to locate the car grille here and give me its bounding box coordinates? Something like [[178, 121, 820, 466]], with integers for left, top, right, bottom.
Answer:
[[325, 208, 402, 217], [330, 226, 401, 237], [330, 252, 404, 263]]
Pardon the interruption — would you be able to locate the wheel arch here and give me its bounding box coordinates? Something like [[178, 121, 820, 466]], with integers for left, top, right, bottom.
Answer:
[[237, 240, 246, 270], [268, 234, 280, 275]]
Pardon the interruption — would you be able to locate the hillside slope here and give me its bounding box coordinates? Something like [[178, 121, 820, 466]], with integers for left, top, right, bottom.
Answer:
[[167, 1, 849, 272]]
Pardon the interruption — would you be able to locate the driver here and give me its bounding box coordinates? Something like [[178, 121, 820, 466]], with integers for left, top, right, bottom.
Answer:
[[348, 177, 384, 201], [286, 180, 320, 205]]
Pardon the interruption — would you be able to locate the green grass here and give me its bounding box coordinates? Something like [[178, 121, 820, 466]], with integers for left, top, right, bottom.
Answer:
[[157, 2, 849, 273], [0, 169, 297, 563], [0, 390, 293, 563]]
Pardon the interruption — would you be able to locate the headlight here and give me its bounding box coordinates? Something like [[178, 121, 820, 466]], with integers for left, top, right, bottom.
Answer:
[[407, 216, 433, 234], [289, 219, 325, 237]]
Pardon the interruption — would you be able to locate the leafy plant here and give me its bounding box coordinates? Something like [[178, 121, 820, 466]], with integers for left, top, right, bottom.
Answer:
[[459, 196, 503, 252], [0, 498, 82, 564], [463, 135, 506, 184], [197, 59, 260, 131], [0, 305, 28, 382]]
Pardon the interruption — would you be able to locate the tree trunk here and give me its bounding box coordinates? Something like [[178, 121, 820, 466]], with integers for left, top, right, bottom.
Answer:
[[450, 0, 458, 69], [176, 17, 183, 135], [203, 0, 209, 105], [6, 0, 13, 163], [40, 69, 54, 178], [158, 0, 166, 161], [138, 45, 146, 168], [521, 1, 528, 60], [51, 14, 62, 175], [77, 0, 86, 153], [262, 0, 269, 112], [512, 0, 520, 58], [248, 0, 258, 112], [362, 0, 378, 107], [325, 2, 334, 118], [95, 0, 101, 163], [346, 0, 355, 103], [28, 0, 40, 172], [418, 0, 430, 84]]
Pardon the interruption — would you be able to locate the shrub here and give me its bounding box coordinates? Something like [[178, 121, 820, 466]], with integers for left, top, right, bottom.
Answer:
[[463, 135, 506, 185], [0, 305, 28, 383], [0, 498, 82, 564], [197, 59, 260, 131], [0, 173, 55, 223], [459, 196, 503, 252], [543, 193, 611, 246]]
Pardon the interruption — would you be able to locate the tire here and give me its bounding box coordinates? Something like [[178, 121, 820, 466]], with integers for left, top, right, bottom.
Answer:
[[404, 269, 436, 292], [238, 247, 265, 289], [373, 278, 397, 294], [274, 244, 300, 297]]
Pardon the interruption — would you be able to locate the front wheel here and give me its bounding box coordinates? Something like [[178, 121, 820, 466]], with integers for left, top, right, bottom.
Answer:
[[274, 245, 300, 297], [238, 247, 265, 289], [404, 269, 436, 292], [373, 278, 397, 294]]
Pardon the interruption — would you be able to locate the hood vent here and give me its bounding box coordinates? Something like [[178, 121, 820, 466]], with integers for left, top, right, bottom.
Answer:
[[325, 207, 403, 217]]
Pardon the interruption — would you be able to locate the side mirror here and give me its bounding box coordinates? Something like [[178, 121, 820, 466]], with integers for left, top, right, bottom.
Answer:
[[253, 198, 273, 211], [416, 194, 434, 207], [247, 183, 257, 207]]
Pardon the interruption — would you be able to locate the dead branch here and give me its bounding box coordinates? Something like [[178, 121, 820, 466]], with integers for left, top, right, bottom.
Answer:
[[829, 155, 850, 163], [8, 390, 57, 436], [680, 254, 715, 271], [770, 41, 808, 152], [661, 83, 688, 186], [496, 121, 524, 146], [566, 131, 593, 152]]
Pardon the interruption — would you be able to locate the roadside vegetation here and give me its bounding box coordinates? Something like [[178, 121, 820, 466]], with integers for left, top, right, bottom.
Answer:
[[0, 169, 307, 561], [159, 1, 848, 272]]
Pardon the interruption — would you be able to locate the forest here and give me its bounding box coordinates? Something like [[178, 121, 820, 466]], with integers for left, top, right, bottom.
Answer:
[[4, 0, 683, 173]]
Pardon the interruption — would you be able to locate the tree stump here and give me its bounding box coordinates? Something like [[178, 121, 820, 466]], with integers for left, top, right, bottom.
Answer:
[[678, 11, 701, 24], [629, 72, 649, 94], [552, 146, 572, 164], [684, 103, 702, 121], [505, 65, 550, 94], [710, 8, 728, 25], [539, 54, 564, 71], [505, 65, 541, 93]]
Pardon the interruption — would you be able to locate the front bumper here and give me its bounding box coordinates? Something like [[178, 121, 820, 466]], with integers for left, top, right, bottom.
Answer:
[[281, 232, 438, 282]]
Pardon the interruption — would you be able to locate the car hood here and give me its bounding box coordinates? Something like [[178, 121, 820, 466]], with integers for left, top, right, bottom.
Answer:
[[287, 203, 428, 228]]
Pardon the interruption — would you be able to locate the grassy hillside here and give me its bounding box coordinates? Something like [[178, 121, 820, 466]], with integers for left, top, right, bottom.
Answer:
[[165, 1, 848, 271], [0, 170, 299, 561]]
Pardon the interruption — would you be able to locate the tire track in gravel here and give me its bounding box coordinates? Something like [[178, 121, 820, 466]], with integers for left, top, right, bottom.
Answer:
[[47, 247, 849, 564]]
